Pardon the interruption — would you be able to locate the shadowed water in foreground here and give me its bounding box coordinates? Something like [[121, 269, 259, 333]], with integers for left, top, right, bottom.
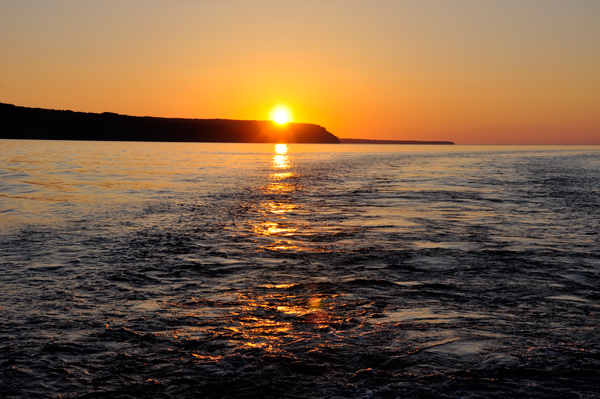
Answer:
[[1, 141, 599, 398]]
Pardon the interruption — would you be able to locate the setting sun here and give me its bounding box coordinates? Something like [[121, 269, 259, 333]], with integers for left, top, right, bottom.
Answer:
[[271, 107, 291, 125]]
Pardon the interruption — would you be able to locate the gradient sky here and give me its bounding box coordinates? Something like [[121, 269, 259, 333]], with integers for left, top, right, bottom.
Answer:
[[1, 0, 599, 144]]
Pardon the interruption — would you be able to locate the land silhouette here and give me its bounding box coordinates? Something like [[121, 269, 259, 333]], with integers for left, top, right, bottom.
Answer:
[[0, 103, 339, 144], [1, 103, 454, 144]]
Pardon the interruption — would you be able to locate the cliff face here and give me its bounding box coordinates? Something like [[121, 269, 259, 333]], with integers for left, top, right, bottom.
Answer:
[[0, 103, 340, 144]]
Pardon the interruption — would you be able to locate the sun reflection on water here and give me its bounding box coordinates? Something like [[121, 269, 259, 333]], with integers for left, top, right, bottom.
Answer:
[[273, 144, 290, 170], [271, 172, 293, 180], [212, 143, 343, 351], [228, 289, 337, 352], [274, 144, 288, 154], [272, 155, 289, 169], [253, 221, 297, 236], [266, 202, 297, 215], [245, 144, 305, 251]]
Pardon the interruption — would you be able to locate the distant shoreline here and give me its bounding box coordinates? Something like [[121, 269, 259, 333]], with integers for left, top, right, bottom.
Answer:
[[1, 103, 458, 145], [339, 138, 454, 145], [0, 103, 339, 144]]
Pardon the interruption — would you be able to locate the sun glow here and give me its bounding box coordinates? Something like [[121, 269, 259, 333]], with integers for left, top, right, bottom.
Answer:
[[271, 107, 292, 125]]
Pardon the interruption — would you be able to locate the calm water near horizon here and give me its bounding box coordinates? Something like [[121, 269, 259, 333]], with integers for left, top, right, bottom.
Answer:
[[1, 140, 599, 398]]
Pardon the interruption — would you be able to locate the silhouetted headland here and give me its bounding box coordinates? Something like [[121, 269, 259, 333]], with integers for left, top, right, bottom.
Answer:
[[0, 103, 339, 144], [340, 138, 454, 145]]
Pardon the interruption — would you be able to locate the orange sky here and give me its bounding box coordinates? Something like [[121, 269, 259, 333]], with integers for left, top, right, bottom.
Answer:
[[1, 1, 599, 144]]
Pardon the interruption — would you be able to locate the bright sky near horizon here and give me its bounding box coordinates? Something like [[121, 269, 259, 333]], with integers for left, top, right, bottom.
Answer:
[[1, 1, 599, 144]]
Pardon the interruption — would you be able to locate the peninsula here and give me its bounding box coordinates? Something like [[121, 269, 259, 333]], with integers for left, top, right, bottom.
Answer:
[[0, 103, 339, 144]]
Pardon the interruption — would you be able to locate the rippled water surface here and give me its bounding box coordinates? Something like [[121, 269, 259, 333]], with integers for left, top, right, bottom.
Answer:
[[1, 140, 599, 398]]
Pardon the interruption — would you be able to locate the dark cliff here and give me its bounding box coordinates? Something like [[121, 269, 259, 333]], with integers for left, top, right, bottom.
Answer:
[[0, 103, 339, 144]]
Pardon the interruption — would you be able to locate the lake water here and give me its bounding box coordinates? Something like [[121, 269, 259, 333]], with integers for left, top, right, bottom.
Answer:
[[1, 140, 599, 398]]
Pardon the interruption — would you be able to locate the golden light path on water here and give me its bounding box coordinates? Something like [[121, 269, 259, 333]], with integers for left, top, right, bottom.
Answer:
[[223, 144, 336, 354], [254, 144, 299, 249]]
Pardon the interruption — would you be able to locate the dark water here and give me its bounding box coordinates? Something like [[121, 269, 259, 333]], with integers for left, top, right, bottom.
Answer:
[[1, 141, 599, 398]]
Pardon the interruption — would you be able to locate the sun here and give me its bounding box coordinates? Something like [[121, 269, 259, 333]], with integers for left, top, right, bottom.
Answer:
[[271, 106, 292, 125]]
